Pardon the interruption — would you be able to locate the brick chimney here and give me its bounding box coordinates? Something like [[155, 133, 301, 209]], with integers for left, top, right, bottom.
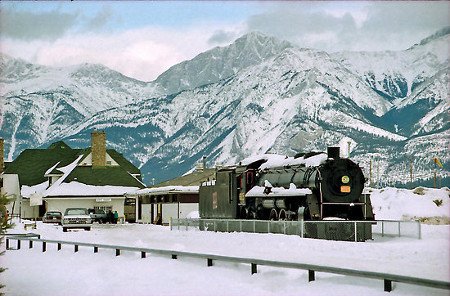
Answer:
[[0, 138, 4, 174], [91, 131, 106, 167]]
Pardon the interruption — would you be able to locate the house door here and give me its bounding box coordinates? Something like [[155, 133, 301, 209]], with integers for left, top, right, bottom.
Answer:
[[39, 204, 46, 217]]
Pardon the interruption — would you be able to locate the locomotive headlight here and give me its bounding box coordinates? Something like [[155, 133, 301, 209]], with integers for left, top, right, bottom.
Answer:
[[341, 175, 350, 184]]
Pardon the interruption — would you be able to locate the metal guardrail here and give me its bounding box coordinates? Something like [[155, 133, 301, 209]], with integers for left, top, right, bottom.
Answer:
[[5, 236, 448, 292], [170, 219, 422, 240], [4, 233, 41, 249], [374, 220, 422, 239]]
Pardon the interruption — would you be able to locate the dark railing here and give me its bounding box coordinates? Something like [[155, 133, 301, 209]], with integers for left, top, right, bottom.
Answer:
[[5, 235, 449, 293], [170, 218, 422, 240]]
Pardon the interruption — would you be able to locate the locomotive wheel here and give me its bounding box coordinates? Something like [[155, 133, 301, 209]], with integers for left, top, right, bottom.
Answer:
[[269, 208, 278, 221], [239, 207, 248, 219], [278, 209, 286, 221]]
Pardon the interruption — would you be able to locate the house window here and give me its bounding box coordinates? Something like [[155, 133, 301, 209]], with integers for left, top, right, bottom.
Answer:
[[106, 161, 112, 165], [95, 206, 112, 212]]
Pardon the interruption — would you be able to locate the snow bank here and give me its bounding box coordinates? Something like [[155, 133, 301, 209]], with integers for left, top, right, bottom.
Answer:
[[2, 219, 449, 296], [370, 187, 450, 223]]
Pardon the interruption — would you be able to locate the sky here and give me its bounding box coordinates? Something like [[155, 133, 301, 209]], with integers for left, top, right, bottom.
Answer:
[[1, 1, 449, 82]]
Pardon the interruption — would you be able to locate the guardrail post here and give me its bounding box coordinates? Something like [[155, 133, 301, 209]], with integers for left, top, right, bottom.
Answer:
[[42, 242, 46, 252], [308, 270, 315, 282], [6, 238, 9, 250], [29, 240, 33, 249], [74, 245, 78, 253], [418, 221, 421, 240], [141, 251, 146, 258], [253, 220, 256, 233], [207, 258, 213, 267], [251, 263, 257, 274], [172, 254, 177, 259], [398, 221, 401, 237], [381, 221, 384, 237], [301, 220, 304, 238], [267, 221, 270, 233], [240, 220, 242, 232], [17, 239, 21, 250], [116, 249, 121, 256], [384, 279, 392, 292], [57, 243, 61, 251], [94, 246, 98, 253], [226, 220, 229, 232], [354, 222, 358, 242]]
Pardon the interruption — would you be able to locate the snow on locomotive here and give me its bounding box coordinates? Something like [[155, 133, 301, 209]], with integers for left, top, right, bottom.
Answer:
[[199, 147, 374, 240]]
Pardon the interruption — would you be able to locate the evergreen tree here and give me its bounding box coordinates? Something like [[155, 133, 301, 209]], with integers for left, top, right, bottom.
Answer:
[[0, 192, 13, 295]]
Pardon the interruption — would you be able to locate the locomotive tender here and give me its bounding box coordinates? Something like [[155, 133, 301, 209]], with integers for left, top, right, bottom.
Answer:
[[199, 147, 374, 241]]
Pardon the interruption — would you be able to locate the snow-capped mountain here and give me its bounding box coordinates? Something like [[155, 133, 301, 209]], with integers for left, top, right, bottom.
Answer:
[[155, 32, 293, 94], [0, 54, 162, 158], [1, 29, 448, 186]]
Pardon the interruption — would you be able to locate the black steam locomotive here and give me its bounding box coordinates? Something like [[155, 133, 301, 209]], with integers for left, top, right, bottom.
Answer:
[[199, 147, 374, 240]]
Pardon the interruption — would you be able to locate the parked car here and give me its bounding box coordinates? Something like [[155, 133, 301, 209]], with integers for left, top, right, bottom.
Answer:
[[62, 208, 92, 232], [42, 211, 62, 225], [89, 209, 108, 223]]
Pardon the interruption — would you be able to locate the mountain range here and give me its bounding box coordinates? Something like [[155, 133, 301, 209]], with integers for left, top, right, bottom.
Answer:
[[1, 28, 449, 186]]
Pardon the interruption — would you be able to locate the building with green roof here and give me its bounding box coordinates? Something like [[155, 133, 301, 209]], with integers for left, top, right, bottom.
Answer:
[[1, 132, 145, 221]]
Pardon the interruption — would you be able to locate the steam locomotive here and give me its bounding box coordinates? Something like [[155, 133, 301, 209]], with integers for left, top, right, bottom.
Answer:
[[199, 147, 374, 240]]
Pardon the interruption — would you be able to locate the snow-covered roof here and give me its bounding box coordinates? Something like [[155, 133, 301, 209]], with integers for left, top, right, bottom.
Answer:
[[21, 181, 49, 198], [44, 162, 61, 176], [44, 155, 83, 197], [44, 181, 140, 197], [128, 186, 199, 196], [246, 183, 312, 198], [241, 153, 328, 170]]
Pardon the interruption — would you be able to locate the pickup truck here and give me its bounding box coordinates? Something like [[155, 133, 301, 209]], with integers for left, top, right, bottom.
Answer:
[[62, 208, 93, 232], [89, 209, 108, 223]]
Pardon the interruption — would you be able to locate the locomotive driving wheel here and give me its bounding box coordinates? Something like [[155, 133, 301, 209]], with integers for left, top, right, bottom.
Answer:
[[269, 208, 278, 220], [278, 209, 287, 221]]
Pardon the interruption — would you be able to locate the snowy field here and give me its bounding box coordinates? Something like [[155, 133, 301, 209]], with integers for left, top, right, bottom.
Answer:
[[2, 187, 449, 296]]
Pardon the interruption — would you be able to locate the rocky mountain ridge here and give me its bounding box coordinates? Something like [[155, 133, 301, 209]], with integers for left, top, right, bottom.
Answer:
[[1, 29, 448, 186]]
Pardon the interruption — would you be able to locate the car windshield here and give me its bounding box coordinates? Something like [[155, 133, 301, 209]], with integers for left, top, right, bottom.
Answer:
[[65, 209, 87, 215], [47, 212, 61, 216]]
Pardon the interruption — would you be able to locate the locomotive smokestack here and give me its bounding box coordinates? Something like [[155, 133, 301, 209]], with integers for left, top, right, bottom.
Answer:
[[327, 146, 340, 159]]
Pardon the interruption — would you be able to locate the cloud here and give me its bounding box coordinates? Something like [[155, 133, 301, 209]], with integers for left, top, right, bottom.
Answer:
[[0, 8, 80, 41], [1, 25, 233, 82], [208, 30, 240, 45], [246, 7, 361, 51], [1, 1, 448, 83], [245, 2, 450, 52], [82, 5, 115, 32]]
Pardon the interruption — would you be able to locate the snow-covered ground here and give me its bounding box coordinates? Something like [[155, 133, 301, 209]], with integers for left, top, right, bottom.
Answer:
[[2, 187, 449, 296]]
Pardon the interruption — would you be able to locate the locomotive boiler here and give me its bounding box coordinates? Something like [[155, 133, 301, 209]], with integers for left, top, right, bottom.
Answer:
[[199, 147, 374, 240]]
